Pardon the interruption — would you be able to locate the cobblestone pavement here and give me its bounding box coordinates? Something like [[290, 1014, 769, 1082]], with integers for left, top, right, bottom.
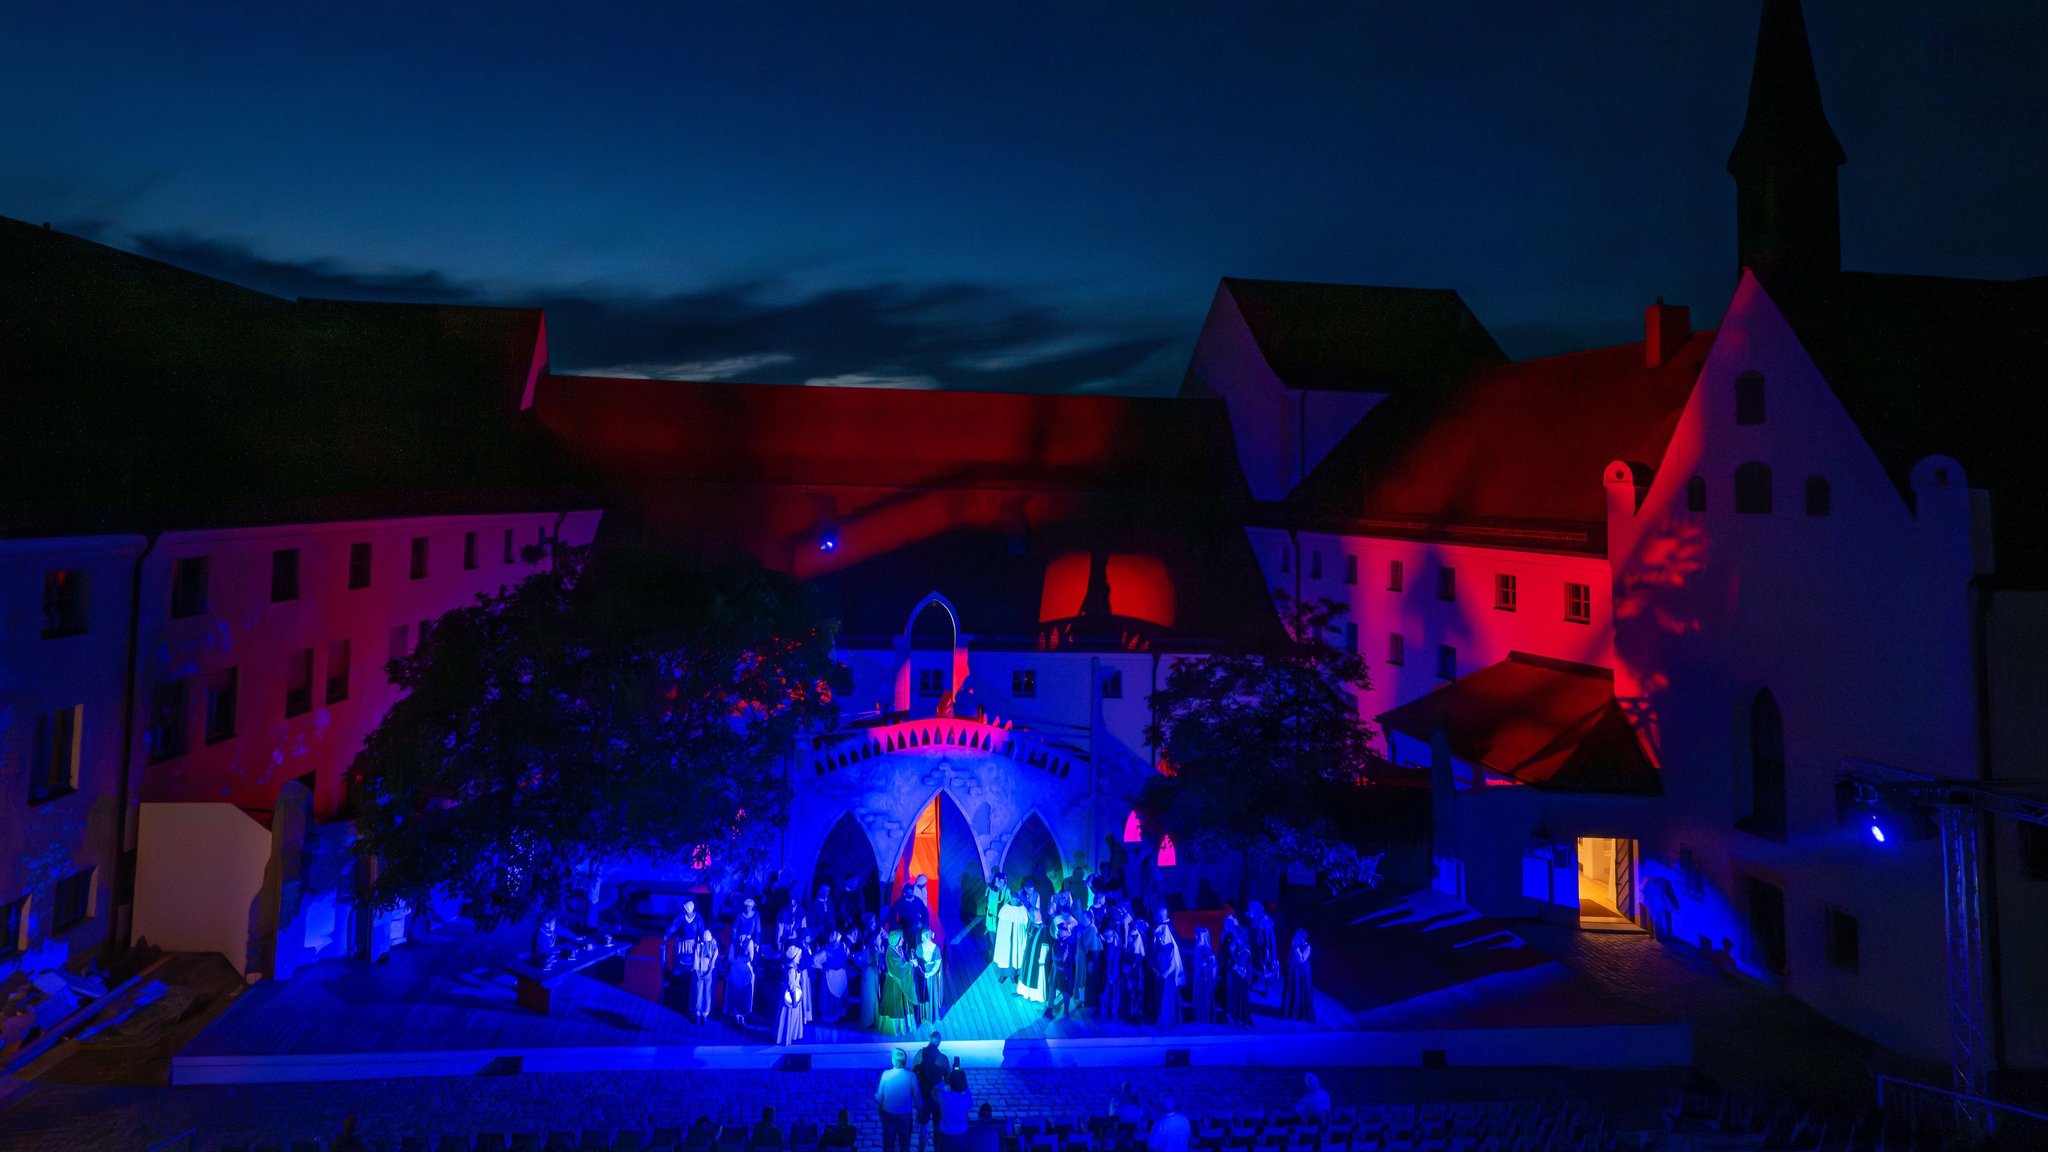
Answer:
[[0, 1065, 1687, 1152]]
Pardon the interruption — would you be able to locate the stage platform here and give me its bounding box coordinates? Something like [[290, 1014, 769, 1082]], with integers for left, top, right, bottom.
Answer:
[[172, 888, 1690, 1085]]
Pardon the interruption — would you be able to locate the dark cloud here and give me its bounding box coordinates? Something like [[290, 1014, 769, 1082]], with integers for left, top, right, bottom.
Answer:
[[126, 231, 1181, 394]]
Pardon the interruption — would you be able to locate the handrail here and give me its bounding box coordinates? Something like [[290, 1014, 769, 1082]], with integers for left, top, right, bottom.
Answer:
[[1877, 1073, 2048, 1142], [141, 1128, 200, 1152]]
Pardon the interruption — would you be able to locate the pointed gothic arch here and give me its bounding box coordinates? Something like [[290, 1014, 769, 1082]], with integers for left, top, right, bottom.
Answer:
[[1001, 809, 1065, 908], [807, 811, 883, 929]]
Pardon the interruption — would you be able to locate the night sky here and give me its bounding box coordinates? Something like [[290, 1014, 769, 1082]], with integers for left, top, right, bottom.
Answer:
[[7, 2, 2045, 393]]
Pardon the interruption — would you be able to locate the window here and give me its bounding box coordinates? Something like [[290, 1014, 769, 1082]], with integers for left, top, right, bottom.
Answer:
[[326, 639, 352, 705], [1687, 475, 1708, 513], [31, 705, 82, 803], [271, 549, 300, 602], [1309, 551, 1322, 580], [147, 681, 189, 763], [204, 669, 239, 745], [41, 568, 89, 637], [1011, 669, 1037, 698], [1734, 370, 1765, 425], [502, 528, 516, 564], [1436, 644, 1457, 681], [388, 625, 410, 671], [1743, 689, 1786, 840], [52, 869, 93, 933], [463, 531, 479, 570], [1565, 582, 1592, 624], [1102, 670, 1123, 699], [1388, 560, 1403, 592], [917, 668, 943, 697], [1494, 573, 1517, 612], [1, 896, 23, 958], [1744, 876, 1787, 975], [1437, 566, 1456, 602], [170, 557, 210, 618], [410, 536, 430, 580], [1805, 476, 1831, 517], [1823, 907, 1860, 973], [1344, 555, 1358, 585], [1735, 462, 1773, 514], [284, 648, 315, 718], [1344, 622, 1359, 652], [348, 542, 373, 590], [1387, 634, 1405, 666]]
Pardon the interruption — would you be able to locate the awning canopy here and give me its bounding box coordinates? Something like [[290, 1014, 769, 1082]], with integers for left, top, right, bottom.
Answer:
[[1377, 653, 1661, 795]]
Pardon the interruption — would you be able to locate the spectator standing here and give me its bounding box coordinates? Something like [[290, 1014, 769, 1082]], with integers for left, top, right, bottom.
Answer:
[[1295, 1073, 1331, 1123], [935, 1065, 973, 1152], [877, 1048, 921, 1152], [1146, 1097, 1191, 1152]]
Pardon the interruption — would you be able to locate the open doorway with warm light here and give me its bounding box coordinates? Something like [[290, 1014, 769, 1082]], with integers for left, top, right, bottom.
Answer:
[[1576, 837, 1641, 931]]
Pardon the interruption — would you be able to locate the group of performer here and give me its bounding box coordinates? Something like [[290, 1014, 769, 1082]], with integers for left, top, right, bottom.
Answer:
[[659, 868, 1316, 1042], [983, 871, 1315, 1028]]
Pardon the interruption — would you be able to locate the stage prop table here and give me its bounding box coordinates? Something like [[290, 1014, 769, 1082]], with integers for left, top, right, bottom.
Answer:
[[504, 937, 631, 1016]]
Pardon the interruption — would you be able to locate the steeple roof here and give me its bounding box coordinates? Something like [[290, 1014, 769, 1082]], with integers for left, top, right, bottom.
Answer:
[[1727, 0, 1845, 175]]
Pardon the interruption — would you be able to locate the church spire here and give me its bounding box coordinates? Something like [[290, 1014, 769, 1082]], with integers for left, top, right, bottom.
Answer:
[[1727, 0, 1845, 277]]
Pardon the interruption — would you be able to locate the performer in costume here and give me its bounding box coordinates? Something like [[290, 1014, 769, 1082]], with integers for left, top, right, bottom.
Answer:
[[798, 932, 817, 1023], [1119, 917, 1147, 1023], [880, 929, 914, 1036], [812, 884, 836, 935], [773, 946, 805, 1044], [1014, 884, 1051, 1003], [837, 872, 866, 932], [728, 931, 758, 1028], [690, 928, 719, 1025], [1099, 909, 1125, 1021], [775, 901, 807, 953], [1188, 927, 1217, 1025], [1073, 902, 1100, 1019], [1246, 901, 1279, 996], [1281, 928, 1315, 1022], [913, 927, 944, 1027], [818, 929, 850, 1024], [857, 919, 885, 1028], [981, 871, 1010, 946], [1150, 909, 1183, 1028], [1222, 932, 1253, 1027], [731, 896, 763, 947], [668, 898, 707, 948]]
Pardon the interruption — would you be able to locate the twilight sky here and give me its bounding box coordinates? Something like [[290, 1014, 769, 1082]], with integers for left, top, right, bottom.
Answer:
[[6, 2, 2046, 393]]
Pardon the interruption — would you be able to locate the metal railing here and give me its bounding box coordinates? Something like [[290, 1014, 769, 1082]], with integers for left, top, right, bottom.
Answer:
[[1877, 1074, 2048, 1149]]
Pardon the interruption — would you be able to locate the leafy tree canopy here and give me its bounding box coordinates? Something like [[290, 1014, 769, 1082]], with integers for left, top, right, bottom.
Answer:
[[1138, 595, 1393, 886], [351, 542, 848, 928]]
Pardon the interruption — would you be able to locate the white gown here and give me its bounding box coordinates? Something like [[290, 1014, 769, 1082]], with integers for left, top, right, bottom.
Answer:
[[994, 902, 1031, 971]]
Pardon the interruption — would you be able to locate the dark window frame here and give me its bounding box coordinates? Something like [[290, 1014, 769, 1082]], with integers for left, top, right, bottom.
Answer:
[[1437, 566, 1456, 602], [1101, 670, 1123, 699], [463, 531, 479, 571], [1387, 633, 1405, 666], [1344, 555, 1358, 585], [52, 869, 93, 933], [284, 648, 315, 718], [1494, 573, 1517, 612], [326, 639, 352, 705], [1565, 582, 1593, 624], [1823, 906, 1860, 973], [170, 556, 210, 618], [147, 680, 189, 764], [41, 568, 90, 638], [1388, 560, 1403, 592], [31, 705, 82, 804], [1011, 669, 1037, 698], [204, 669, 239, 745], [409, 536, 430, 580], [348, 542, 373, 590], [1436, 644, 1457, 681]]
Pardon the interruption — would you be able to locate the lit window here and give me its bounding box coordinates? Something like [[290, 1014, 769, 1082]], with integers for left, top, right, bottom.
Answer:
[[1011, 669, 1036, 698], [1687, 475, 1708, 513], [1387, 634, 1405, 666], [917, 668, 943, 697], [410, 536, 430, 580], [204, 669, 238, 745], [1344, 555, 1358, 585], [148, 681, 188, 763], [43, 568, 90, 637], [1123, 810, 1142, 843], [1805, 476, 1831, 516], [52, 869, 93, 933], [1102, 670, 1122, 699], [463, 531, 479, 571], [348, 542, 373, 590], [271, 549, 300, 603], [31, 705, 82, 803], [1735, 462, 1773, 514], [1388, 560, 1403, 592], [284, 648, 315, 718], [326, 639, 352, 705], [1437, 567, 1456, 602], [1436, 644, 1457, 681], [170, 557, 210, 618], [1494, 573, 1517, 612], [1734, 371, 1765, 425], [1158, 835, 1177, 867], [1565, 582, 1592, 624]]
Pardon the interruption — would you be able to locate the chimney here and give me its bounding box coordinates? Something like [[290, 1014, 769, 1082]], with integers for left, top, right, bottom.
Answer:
[[1645, 301, 1691, 369]]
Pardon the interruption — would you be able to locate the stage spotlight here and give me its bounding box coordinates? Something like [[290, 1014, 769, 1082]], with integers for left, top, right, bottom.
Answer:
[[1868, 819, 1886, 844], [818, 528, 839, 553]]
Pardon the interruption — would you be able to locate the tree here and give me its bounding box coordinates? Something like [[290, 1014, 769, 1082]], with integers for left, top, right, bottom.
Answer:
[[350, 542, 848, 930], [1138, 595, 1395, 887]]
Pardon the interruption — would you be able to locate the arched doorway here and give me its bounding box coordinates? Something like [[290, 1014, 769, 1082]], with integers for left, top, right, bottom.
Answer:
[[810, 812, 882, 934], [897, 593, 968, 717], [892, 790, 988, 998], [1002, 812, 1065, 911]]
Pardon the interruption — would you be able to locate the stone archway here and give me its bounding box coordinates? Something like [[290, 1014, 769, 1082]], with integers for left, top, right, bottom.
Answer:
[[808, 811, 883, 932], [889, 788, 990, 998], [1001, 810, 1065, 909]]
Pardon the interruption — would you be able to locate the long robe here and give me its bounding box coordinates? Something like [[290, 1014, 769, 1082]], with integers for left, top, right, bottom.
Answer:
[[993, 902, 1030, 974], [799, 944, 816, 1023], [1188, 942, 1217, 1025], [1015, 921, 1053, 1003], [727, 942, 758, 1025], [1120, 931, 1147, 1023], [857, 940, 883, 1028], [691, 939, 720, 1022], [879, 947, 913, 1035], [981, 884, 1009, 937], [913, 939, 944, 1026], [732, 910, 763, 946], [818, 943, 850, 1024], [1100, 925, 1126, 1021], [1150, 925, 1183, 1028], [774, 971, 805, 1045], [1074, 916, 1100, 1017], [1222, 937, 1253, 1026], [1248, 913, 1279, 990], [1281, 941, 1314, 1022]]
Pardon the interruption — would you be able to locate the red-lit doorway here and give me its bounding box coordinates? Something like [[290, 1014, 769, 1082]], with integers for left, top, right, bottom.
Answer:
[[893, 791, 987, 999]]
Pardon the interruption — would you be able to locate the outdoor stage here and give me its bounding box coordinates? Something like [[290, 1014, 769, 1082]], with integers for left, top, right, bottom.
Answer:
[[171, 888, 1690, 1085]]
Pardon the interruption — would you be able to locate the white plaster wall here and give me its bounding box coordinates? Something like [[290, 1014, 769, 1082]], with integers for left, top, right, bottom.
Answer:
[[131, 801, 274, 974]]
